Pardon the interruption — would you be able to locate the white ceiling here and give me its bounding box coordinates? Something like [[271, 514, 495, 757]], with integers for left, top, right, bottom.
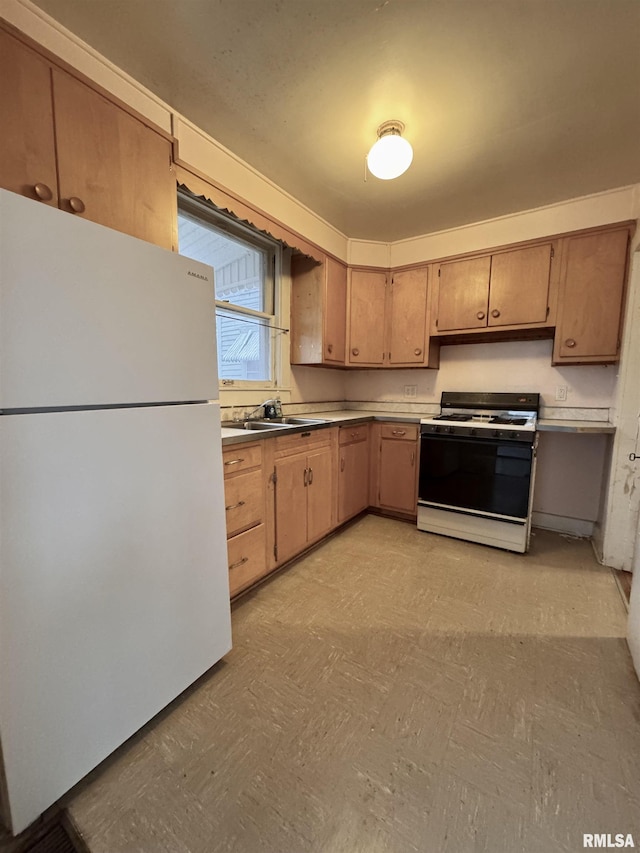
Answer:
[[31, 0, 640, 242]]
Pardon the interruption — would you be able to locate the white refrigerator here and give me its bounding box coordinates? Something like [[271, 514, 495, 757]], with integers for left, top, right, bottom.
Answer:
[[0, 190, 232, 834]]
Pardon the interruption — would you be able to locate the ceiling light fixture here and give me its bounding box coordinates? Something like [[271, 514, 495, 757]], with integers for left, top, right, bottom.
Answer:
[[366, 120, 413, 180]]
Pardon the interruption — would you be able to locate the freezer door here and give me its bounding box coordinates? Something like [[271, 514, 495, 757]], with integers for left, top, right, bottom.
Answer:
[[0, 190, 218, 409], [0, 403, 231, 833]]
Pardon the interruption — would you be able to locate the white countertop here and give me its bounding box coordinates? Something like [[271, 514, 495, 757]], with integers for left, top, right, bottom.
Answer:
[[537, 419, 615, 434]]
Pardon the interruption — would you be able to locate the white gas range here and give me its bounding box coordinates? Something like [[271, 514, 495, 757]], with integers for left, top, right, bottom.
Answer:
[[417, 392, 540, 553]]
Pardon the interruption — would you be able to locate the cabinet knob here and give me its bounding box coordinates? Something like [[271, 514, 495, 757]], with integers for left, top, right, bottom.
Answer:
[[229, 556, 248, 570], [491, 309, 500, 318], [352, 348, 360, 356], [565, 338, 577, 348], [392, 429, 406, 436], [68, 197, 86, 214], [414, 348, 422, 356], [327, 343, 333, 354], [476, 311, 485, 320], [33, 182, 53, 201]]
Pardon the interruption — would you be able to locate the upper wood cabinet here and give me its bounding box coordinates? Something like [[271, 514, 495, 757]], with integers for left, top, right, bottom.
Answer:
[[553, 226, 631, 365], [0, 26, 59, 208], [347, 267, 439, 368], [434, 243, 555, 334], [0, 26, 176, 250], [290, 254, 347, 365], [388, 268, 433, 366], [347, 269, 388, 366]]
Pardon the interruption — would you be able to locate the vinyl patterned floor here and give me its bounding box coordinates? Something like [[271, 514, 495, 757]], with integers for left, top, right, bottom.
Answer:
[[66, 517, 640, 853]]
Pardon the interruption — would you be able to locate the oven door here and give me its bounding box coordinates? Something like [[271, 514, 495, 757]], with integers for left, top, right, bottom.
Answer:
[[418, 432, 534, 520]]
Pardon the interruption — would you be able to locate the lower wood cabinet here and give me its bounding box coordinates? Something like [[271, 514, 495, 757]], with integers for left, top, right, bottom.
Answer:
[[222, 441, 268, 597], [372, 423, 419, 517], [272, 428, 336, 565], [338, 424, 370, 523], [223, 420, 425, 590], [227, 524, 267, 597]]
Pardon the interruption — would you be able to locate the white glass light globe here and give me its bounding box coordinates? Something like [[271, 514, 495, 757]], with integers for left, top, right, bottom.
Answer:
[[367, 134, 413, 180]]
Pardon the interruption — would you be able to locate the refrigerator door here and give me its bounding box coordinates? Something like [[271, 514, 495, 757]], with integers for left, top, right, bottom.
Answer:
[[0, 402, 231, 833], [0, 190, 218, 410]]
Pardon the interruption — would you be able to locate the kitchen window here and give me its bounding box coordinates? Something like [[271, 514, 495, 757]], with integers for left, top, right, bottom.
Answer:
[[177, 193, 281, 387]]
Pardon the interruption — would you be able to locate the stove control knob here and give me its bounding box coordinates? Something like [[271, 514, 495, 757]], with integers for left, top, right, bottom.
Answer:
[[514, 432, 520, 439], [446, 426, 454, 434], [434, 426, 441, 433], [493, 429, 500, 437], [470, 428, 477, 436]]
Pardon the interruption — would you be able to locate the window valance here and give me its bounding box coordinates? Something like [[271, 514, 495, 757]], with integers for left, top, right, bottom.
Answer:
[[175, 166, 322, 263]]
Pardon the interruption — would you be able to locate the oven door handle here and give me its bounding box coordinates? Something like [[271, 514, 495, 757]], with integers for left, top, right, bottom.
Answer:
[[420, 434, 534, 450]]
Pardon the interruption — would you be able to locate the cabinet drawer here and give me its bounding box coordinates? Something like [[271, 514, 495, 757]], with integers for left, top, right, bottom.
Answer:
[[228, 524, 267, 596], [224, 468, 264, 537], [274, 427, 331, 457], [339, 424, 369, 445], [222, 442, 262, 475], [379, 423, 418, 441]]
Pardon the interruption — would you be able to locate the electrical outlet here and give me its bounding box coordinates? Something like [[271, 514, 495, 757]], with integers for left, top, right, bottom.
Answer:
[[555, 385, 568, 401], [404, 384, 417, 398]]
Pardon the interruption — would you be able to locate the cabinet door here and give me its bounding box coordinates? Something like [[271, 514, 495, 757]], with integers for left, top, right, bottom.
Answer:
[[378, 438, 418, 514], [306, 446, 334, 544], [338, 438, 370, 523], [348, 270, 387, 365], [274, 454, 308, 564], [52, 69, 175, 249], [388, 268, 429, 365], [0, 30, 58, 207], [436, 256, 491, 331], [554, 229, 629, 363], [488, 244, 552, 327], [324, 257, 347, 363]]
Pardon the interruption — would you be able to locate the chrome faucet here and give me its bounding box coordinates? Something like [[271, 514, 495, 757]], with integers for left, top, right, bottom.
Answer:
[[244, 397, 282, 420]]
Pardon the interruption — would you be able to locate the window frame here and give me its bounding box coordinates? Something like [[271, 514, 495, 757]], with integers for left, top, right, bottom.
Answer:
[[177, 192, 284, 392]]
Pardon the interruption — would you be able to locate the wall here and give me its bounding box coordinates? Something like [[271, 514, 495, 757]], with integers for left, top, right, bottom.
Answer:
[[344, 338, 617, 414], [598, 246, 640, 570], [384, 185, 640, 267], [290, 366, 347, 405], [627, 515, 640, 678]]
